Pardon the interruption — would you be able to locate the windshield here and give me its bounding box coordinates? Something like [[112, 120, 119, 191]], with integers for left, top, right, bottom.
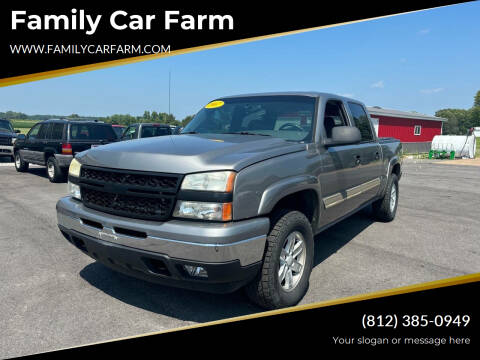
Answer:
[[182, 96, 316, 142], [0, 120, 14, 132], [112, 126, 125, 138], [69, 124, 117, 141]]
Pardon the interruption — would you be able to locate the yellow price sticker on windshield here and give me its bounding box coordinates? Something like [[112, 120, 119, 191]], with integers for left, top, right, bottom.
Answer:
[[205, 100, 225, 109]]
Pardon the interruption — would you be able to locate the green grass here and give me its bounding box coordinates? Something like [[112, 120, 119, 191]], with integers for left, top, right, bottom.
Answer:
[[11, 119, 40, 129]]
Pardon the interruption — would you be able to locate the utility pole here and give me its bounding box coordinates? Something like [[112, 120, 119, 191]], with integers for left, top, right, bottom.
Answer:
[[168, 70, 171, 116]]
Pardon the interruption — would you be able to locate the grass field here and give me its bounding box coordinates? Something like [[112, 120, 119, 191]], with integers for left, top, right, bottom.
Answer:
[[11, 119, 39, 129]]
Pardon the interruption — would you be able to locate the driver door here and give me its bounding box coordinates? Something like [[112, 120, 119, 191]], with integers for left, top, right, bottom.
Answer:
[[318, 99, 361, 226]]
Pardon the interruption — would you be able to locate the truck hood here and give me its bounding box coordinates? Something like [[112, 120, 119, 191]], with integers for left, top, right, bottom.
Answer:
[[0, 130, 15, 137], [76, 134, 305, 174]]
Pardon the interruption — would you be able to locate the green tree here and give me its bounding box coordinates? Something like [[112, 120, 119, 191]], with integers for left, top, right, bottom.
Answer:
[[435, 109, 470, 135], [435, 90, 480, 134], [474, 90, 480, 107], [181, 115, 194, 127]]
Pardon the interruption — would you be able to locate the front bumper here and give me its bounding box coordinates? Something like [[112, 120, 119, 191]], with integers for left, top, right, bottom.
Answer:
[[0, 145, 13, 156], [57, 196, 269, 293]]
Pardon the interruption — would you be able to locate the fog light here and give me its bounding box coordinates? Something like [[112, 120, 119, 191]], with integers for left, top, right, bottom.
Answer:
[[68, 181, 81, 200], [183, 265, 208, 278]]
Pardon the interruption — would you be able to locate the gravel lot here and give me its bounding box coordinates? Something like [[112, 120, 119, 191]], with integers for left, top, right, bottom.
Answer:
[[0, 157, 479, 358]]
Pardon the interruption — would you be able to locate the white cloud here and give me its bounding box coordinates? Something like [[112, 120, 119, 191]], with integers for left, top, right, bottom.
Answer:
[[420, 88, 444, 94], [418, 28, 431, 35], [371, 80, 384, 89]]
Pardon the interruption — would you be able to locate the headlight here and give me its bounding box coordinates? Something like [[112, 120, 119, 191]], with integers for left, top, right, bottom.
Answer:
[[181, 171, 236, 192], [173, 201, 232, 221], [68, 181, 81, 200], [69, 158, 82, 177]]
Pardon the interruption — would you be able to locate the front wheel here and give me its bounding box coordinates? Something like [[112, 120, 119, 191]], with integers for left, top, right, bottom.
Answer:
[[245, 210, 314, 309], [372, 173, 399, 222], [14, 152, 29, 172]]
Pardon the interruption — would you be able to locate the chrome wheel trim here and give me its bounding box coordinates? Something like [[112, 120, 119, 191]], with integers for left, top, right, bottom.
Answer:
[[278, 231, 306, 292], [15, 153, 21, 168], [47, 161, 55, 178], [390, 183, 397, 213]]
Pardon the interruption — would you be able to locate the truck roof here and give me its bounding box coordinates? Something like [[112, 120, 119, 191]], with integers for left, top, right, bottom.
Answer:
[[218, 91, 358, 101]]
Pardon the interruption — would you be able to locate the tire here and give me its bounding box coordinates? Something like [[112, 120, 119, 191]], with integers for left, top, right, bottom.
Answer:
[[46, 156, 65, 183], [246, 210, 314, 309], [14, 151, 29, 172], [372, 173, 399, 222]]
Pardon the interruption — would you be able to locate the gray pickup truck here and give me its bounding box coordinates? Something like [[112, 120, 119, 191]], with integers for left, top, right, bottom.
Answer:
[[57, 92, 402, 309]]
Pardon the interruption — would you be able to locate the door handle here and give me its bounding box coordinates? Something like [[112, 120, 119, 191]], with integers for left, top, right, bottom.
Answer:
[[355, 155, 361, 166]]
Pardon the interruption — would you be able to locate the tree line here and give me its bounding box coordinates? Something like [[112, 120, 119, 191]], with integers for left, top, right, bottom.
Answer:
[[0, 110, 195, 128], [2, 90, 480, 134], [435, 90, 480, 135]]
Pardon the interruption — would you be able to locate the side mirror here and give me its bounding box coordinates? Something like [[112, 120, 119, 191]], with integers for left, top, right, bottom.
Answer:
[[325, 126, 361, 146], [16, 134, 26, 140], [15, 129, 21, 133]]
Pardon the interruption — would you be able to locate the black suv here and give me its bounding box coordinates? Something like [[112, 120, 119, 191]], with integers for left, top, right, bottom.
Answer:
[[14, 119, 117, 182]]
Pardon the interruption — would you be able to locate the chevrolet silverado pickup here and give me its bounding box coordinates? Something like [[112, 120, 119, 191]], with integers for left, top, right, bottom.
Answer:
[[56, 92, 402, 309]]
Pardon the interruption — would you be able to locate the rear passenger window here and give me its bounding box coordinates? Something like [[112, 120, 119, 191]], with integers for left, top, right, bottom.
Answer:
[[348, 103, 374, 142], [51, 124, 64, 140], [37, 123, 50, 139]]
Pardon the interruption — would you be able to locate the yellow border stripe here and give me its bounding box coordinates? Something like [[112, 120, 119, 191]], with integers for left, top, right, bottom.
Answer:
[[46, 272, 479, 354], [0, 5, 451, 87]]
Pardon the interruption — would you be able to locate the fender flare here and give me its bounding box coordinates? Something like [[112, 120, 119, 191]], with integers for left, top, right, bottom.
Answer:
[[257, 175, 321, 216]]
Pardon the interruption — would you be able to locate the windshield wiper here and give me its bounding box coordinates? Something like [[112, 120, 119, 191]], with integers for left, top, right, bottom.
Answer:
[[180, 131, 198, 134], [223, 132, 272, 136]]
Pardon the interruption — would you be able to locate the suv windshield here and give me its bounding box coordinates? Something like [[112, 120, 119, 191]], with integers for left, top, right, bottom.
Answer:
[[0, 120, 14, 132], [70, 123, 116, 141], [182, 96, 316, 142]]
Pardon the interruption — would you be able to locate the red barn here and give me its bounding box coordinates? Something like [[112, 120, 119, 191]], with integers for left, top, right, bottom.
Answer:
[[367, 106, 447, 153]]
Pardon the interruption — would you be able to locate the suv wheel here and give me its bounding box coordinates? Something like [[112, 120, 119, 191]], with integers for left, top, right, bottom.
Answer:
[[372, 173, 399, 222], [46, 156, 65, 183], [14, 152, 29, 172], [246, 210, 314, 309]]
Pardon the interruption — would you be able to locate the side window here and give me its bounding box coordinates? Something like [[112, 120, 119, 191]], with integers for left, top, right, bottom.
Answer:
[[414, 125, 421, 136], [27, 123, 41, 140], [141, 126, 154, 138], [348, 102, 374, 142], [324, 100, 348, 138], [51, 124, 65, 140], [37, 123, 50, 140]]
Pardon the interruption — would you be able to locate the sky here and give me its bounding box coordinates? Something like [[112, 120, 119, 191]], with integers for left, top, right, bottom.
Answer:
[[1, 2, 479, 120]]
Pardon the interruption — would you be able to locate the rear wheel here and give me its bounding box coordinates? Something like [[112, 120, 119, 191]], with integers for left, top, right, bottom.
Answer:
[[46, 156, 65, 183], [372, 173, 399, 222], [14, 152, 29, 172], [245, 210, 314, 309]]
